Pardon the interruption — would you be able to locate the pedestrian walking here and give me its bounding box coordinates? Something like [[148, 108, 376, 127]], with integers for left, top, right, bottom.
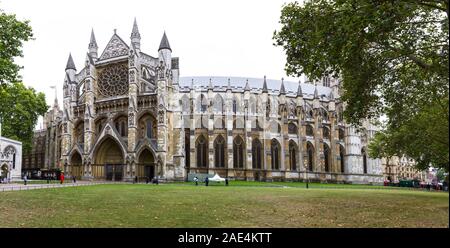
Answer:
[[72, 175, 76, 183], [23, 175, 28, 185], [194, 176, 199, 186], [205, 176, 209, 186], [225, 178, 228, 186], [60, 172, 65, 184]]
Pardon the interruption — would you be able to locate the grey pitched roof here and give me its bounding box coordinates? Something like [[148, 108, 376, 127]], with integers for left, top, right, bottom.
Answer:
[[66, 53, 76, 71], [158, 32, 172, 52], [179, 76, 332, 97]]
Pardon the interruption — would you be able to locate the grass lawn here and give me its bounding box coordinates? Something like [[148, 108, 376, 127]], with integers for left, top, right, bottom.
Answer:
[[0, 183, 447, 227]]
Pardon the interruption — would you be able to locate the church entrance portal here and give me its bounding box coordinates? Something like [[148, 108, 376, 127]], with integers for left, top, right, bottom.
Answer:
[[93, 137, 125, 181], [138, 148, 155, 181]]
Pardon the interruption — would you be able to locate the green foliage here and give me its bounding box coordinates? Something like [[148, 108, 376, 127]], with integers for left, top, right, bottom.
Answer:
[[274, 0, 449, 171], [0, 82, 48, 152], [0, 8, 47, 152], [0, 9, 33, 84]]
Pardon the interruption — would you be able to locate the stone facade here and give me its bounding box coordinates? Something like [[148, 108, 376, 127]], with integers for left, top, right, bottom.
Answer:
[[0, 136, 22, 181], [26, 20, 384, 184]]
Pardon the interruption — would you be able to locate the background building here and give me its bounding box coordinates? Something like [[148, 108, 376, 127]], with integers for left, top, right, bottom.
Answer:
[[0, 136, 22, 181]]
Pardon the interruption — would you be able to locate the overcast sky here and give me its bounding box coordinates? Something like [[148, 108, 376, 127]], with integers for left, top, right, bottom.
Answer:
[[2, 0, 301, 126]]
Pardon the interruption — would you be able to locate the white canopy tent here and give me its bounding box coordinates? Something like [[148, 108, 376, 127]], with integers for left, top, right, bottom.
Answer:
[[208, 173, 226, 182]]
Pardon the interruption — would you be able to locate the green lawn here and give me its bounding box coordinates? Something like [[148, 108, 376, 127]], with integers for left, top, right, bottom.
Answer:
[[0, 184, 447, 227]]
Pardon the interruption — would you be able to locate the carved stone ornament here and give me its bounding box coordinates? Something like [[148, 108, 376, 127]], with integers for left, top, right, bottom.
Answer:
[[98, 63, 129, 97], [128, 112, 135, 126]]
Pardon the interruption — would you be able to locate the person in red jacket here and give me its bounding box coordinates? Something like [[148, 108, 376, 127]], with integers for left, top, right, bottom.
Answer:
[[60, 172, 65, 184]]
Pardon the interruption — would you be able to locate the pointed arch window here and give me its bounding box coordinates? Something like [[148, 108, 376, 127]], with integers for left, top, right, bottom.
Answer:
[[307, 142, 314, 171], [271, 139, 281, 170], [196, 135, 208, 168], [214, 136, 226, 168], [233, 136, 245, 168], [252, 138, 263, 169], [289, 141, 298, 171], [185, 129, 190, 168], [362, 148, 368, 174], [340, 145, 345, 173], [324, 143, 330, 172]]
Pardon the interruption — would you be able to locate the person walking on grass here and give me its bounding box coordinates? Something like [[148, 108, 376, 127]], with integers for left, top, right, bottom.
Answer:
[[194, 176, 199, 186], [23, 175, 27, 185], [205, 176, 209, 186], [60, 172, 65, 184], [72, 175, 76, 183]]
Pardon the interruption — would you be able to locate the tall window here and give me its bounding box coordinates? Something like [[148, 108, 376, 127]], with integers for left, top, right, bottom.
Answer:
[[252, 138, 262, 169], [323, 127, 330, 139], [306, 125, 314, 136], [115, 116, 128, 137], [232, 99, 237, 114], [146, 120, 152, 138], [271, 139, 280, 170], [289, 141, 297, 171], [307, 142, 314, 171], [185, 130, 190, 168], [200, 94, 207, 112], [324, 144, 330, 172], [362, 148, 367, 174], [233, 136, 244, 168], [214, 135, 226, 168], [339, 128, 345, 140], [196, 135, 208, 168], [288, 123, 298, 134], [340, 145, 345, 173]]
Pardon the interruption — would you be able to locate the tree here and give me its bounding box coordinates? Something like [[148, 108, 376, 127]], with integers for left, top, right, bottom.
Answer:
[[0, 9, 33, 84], [1, 9, 47, 152], [274, 0, 449, 171], [0, 82, 48, 152]]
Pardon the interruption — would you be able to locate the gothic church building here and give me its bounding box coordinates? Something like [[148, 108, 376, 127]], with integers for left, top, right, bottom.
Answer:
[[29, 20, 383, 183]]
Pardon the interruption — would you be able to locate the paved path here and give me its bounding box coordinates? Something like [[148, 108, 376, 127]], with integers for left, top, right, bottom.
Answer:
[[0, 181, 122, 192]]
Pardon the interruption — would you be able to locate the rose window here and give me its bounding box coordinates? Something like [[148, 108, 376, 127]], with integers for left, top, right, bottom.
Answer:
[[98, 64, 128, 97]]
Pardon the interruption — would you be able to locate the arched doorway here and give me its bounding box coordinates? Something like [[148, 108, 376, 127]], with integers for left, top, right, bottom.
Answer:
[[70, 151, 82, 179], [138, 148, 155, 180], [94, 137, 125, 181], [1, 164, 8, 179]]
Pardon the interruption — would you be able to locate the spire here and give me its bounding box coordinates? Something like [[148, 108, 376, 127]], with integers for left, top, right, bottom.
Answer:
[[89, 28, 98, 49], [130, 17, 141, 39], [262, 75, 268, 93], [244, 79, 250, 91], [280, 78, 286, 95], [297, 81, 303, 97], [158, 32, 172, 52], [208, 78, 213, 90], [227, 78, 231, 90], [65, 53, 76, 71], [314, 83, 319, 99]]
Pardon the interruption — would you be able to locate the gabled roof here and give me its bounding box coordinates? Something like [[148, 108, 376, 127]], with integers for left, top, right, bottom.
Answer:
[[99, 32, 130, 61]]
